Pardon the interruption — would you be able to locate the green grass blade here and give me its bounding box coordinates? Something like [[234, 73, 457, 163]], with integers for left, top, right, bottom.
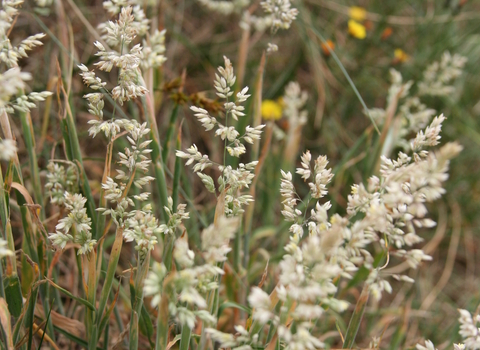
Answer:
[[179, 324, 192, 350], [18, 110, 44, 220], [172, 125, 182, 210], [162, 104, 179, 163], [37, 299, 53, 349], [96, 227, 124, 339], [45, 279, 95, 312], [54, 325, 104, 350], [343, 284, 369, 349]]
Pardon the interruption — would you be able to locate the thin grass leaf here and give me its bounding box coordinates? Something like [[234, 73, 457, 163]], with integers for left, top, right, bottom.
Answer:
[[179, 324, 192, 350], [96, 227, 124, 337], [54, 325, 103, 350], [171, 121, 183, 210], [343, 284, 369, 349], [98, 285, 120, 339], [0, 298, 13, 349], [129, 254, 150, 350], [37, 300, 54, 350], [45, 279, 95, 312]]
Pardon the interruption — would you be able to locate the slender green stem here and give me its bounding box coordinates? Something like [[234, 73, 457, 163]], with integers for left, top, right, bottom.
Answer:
[[162, 104, 179, 163], [156, 275, 174, 350], [129, 254, 150, 350], [26, 285, 39, 350], [0, 263, 4, 299], [172, 129, 182, 210], [96, 227, 124, 340], [163, 234, 175, 271], [141, 95, 168, 221], [86, 251, 98, 348]]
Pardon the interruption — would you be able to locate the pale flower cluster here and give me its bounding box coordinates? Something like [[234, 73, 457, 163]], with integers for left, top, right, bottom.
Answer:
[[79, 3, 167, 128], [418, 51, 467, 96], [273, 82, 308, 161], [166, 218, 240, 329], [416, 307, 480, 350], [88, 6, 148, 106], [196, 0, 250, 15], [45, 161, 79, 206], [0, 1, 52, 114], [368, 52, 466, 154], [157, 197, 190, 235], [49, 193, 96, 255], [197, 0, 298, 34], [144, 215, 240, 330], [208, 104, 460, 348], [458, 308, 480, 349], [123, 209, 161, 261], [260, 0, 299, 32], [0, 1, 46, 67], [98, 120, 155, 234], [177, 56, 265, 216]]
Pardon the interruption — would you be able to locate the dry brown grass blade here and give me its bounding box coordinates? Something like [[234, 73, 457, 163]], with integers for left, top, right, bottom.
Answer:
[[265, 334, 278, 350], [31, 323, 60, 350], [213, 187, 227, 228], [38, 75, 58, 153], [167, 336, 181, 350], [257, 260, 269, 289], [35, 304, 86, 339], [10, 182, 46, 236], [0, 297, 13, 349], [236, 27, 250, 90], [253, 52, 266, 138], [111, 327, 130, 350]]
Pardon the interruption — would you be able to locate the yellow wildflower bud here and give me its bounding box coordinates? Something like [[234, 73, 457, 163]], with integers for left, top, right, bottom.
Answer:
[[348, 20, 366, 39], [261, 100, 282, 120], [349, 6, 367, 22]]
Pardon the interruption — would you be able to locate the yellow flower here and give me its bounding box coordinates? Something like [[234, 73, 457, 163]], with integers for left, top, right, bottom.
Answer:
[[349, 6, 367, 22], [394, 48, 410, 63], [348, 20, 366, 39], [261, 100, 282, 120]]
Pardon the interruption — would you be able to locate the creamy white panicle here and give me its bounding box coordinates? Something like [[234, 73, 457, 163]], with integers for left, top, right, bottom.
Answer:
[[457, 308, 480, 349], [49, 193, 96, 255], [368, 52, 466, 154], [45, 161, 79, 206], [177, 56, 264, 217]]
